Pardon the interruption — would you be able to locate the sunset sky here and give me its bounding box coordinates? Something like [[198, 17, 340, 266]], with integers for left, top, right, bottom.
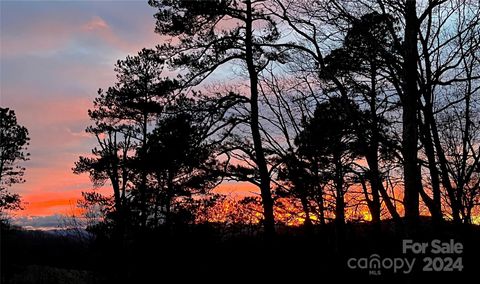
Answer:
[[0, 0, 253, 228]]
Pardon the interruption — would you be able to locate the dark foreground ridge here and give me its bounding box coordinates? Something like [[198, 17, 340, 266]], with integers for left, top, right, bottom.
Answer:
[[1, 218, 479, 284]]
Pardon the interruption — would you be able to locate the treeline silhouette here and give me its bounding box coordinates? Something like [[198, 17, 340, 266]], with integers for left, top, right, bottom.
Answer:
[[71, 0, 480, 238], [1, 0, 480, 282], [0, 107, 29, 214]]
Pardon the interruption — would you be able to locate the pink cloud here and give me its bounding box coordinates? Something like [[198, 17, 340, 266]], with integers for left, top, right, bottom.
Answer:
[[82, 16, 109, 32], [79, 16, 160, 54]]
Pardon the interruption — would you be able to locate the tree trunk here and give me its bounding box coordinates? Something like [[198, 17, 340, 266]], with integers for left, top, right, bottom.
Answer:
[[367, 61, 382, 225], [334, 153, 345, 226], [418, 32, 443, 222], [140, 113, 148, 228], [365, 154, 401, 221], [299, 194, 313, 234], [369, 179, 382, 224], [429, 109, 461, 223], [402, 0, 421, 223], [333, 152, 346, 258], [418, 109, 443, 222], [245, 0, 275, 239], [317, 192, 326, 226], [311, 162, 326, 226], [360, 176, 380, 223], [315, 185, 326, 226], [456, 76, 473, 224], [165, 170, 174, 229]]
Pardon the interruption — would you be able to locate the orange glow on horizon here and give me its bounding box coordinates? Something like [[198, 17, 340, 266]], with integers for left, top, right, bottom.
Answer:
[[214, 182, 258, 196], [16, 177, 479, 226], [17, 192, 83, 217], [15, 182, 258, 218], [15, 187, 111, 217]]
